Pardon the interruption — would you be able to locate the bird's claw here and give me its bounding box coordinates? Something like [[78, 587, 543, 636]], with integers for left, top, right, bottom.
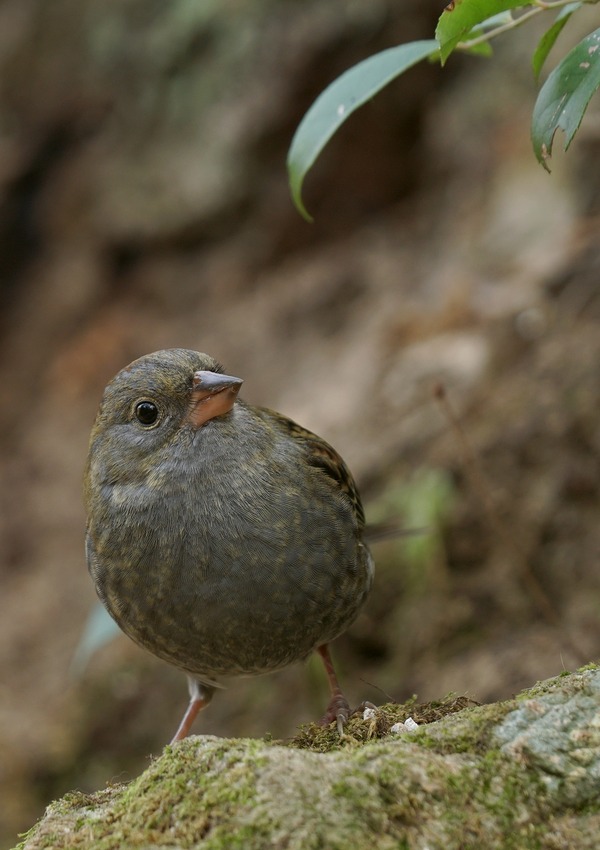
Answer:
[[319, 693, 351, 735]]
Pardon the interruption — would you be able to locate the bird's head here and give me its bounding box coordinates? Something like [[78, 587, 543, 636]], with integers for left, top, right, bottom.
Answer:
[[85, 349, 243, 487]]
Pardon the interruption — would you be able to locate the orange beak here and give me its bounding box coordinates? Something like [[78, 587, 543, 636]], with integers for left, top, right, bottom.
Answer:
[[186, 370, 243, 428]]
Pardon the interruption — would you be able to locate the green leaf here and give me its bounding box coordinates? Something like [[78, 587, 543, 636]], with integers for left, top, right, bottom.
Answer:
[[532, 27, 600, 171], [287, 40, 439, 221], [436, 0, 525, 64], [532, 2, 582, 81], [463, 40, 493, 57], [468, 10, 514, 33], [457, 10, 514, 55]]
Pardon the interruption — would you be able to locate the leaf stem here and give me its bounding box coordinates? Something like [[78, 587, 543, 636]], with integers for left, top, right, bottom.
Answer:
[[458, 0, 599, 51]]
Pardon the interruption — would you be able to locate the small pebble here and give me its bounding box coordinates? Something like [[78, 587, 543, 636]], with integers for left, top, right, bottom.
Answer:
[[363, 707, 377, 720], [390, 716, 419, 734]]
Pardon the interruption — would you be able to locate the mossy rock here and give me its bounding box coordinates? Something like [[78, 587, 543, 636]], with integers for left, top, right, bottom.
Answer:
[[16, 667, 600, 850]]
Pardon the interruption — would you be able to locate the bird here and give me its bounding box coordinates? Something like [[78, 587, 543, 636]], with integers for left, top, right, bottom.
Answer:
[[84, 348, 374, 742]]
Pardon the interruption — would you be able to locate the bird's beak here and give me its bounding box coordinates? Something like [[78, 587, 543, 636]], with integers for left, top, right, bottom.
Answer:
[[186, 370, 243, 428]]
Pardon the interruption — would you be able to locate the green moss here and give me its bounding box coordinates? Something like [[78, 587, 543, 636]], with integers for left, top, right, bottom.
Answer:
[[516, 664, 598, 702], [17, 670, 600, 850], [413, 697, 517, 755], [107, 739, 266, 850], [288, 694, 478, 753]]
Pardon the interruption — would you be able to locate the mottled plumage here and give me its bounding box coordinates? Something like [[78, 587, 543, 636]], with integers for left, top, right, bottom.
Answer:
[[84, 349, 374, 740]]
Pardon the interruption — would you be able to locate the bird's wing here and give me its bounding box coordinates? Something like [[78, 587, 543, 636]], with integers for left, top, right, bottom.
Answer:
[[257, 407, 366, 529]]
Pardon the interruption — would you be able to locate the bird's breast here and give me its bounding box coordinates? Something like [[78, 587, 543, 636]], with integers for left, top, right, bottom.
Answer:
[[87, 445, 373, 680]]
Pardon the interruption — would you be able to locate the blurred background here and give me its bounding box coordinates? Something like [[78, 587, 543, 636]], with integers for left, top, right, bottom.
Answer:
[[1, 0, 599, 846]]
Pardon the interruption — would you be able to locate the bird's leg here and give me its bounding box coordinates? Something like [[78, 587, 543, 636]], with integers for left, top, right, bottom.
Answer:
[[316, 644, 350, 735], [170, 677, 215, 743]]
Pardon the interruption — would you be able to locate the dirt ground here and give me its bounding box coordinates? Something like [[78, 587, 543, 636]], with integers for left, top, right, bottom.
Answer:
[[1, 2, 599, 847]]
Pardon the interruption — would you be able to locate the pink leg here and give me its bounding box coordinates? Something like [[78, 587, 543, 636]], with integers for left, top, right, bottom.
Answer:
[[170, 677, 215, 743], [317, 644, 350, 735]]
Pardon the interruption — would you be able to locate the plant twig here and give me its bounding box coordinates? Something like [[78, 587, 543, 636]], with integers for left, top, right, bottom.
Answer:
[[458, 0, 599, 53]]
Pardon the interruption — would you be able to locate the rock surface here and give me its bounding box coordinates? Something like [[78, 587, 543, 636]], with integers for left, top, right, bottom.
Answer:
[[16, 667, 600, 849]]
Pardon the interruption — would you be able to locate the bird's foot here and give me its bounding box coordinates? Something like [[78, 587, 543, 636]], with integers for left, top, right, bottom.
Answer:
[[316, 643, 352, 735], [318, 692, 351, 735]]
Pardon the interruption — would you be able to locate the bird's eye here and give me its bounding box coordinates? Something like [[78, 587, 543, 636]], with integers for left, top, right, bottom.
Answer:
[[134, 400, 160, 427]]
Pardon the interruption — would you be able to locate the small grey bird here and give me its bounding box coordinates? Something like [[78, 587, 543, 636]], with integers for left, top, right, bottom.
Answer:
[[84, 349, 374, 741]]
